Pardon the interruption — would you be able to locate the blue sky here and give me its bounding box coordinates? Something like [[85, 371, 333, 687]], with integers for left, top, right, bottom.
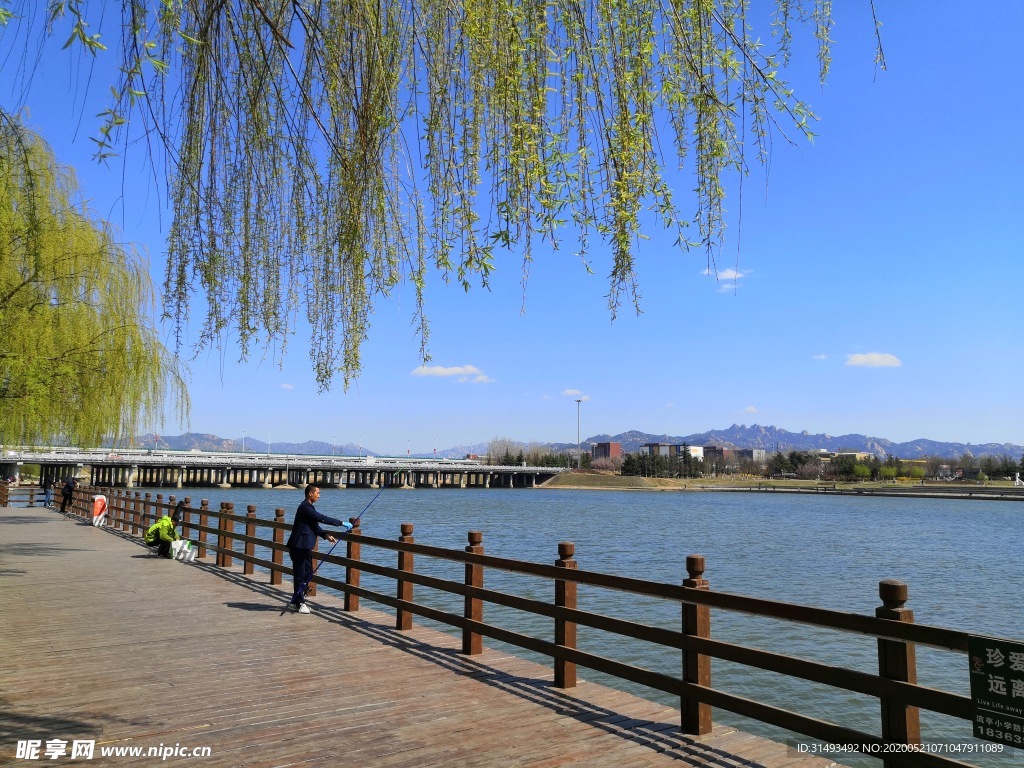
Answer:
[[5, 3, 1023, 454]]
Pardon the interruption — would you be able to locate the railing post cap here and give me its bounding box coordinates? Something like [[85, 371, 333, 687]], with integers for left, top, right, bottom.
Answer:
[[879, 579, 909, 607], [558, 541, 575, 558], [400, 522, 414, 535], [686, 554, 706, 578], [467, 530, 483, 546]]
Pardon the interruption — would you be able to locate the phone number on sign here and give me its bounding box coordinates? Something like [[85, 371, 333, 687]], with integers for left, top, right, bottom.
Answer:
[[795, 742, 1005, 755]]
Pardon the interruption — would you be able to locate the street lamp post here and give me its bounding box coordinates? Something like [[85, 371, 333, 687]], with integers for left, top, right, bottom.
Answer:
[[575, 398, 582, 470]]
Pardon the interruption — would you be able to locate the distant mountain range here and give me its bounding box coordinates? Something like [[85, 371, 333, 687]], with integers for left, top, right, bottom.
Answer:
[[134, 425, 1024, 461], [583, 425, 1024, 461], [135, 433, 371, 457]]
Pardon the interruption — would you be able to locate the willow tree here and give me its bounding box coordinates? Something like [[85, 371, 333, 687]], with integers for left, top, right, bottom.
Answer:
[[0, 1, 884, 391], [0, 116, 188, 446]]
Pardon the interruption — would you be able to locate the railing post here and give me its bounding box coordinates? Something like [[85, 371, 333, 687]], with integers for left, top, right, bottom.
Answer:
[[463, 530, 484, 655], [198, 499, 209, 559], [396, 523, 415, 630], [217, 502, 234, 568], [244, 505, 257, 575], [271, 508, 285, 585], [143, 492, 152, 529], [215, 502, 226, 566], [344, 517, 361, 612], [114, 489, 124, 530], [164, 494, 173, 535], [180, 497, 192, 541], [27, 488, 36, 507], [876, 579, 921, 765], [555, 541, 578, 688], [681, 554, 712, 735], [133, 491, 142, 535]]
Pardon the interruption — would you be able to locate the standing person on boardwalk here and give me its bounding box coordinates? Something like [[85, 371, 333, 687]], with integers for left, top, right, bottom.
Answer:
[[59, 476, 76, 514], [41, 476, 53, 507], [286, 485, 345, 614]]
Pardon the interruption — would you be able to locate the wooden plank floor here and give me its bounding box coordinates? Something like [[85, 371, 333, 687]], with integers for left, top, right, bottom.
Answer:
[[1, 506, 845, 767]]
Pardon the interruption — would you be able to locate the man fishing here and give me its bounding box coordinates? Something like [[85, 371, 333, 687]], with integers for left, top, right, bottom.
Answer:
[[286, 485, 347, 614]]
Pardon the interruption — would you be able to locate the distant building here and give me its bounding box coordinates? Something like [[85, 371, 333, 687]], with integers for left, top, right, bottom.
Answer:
[[703, 445, 726, 464], [644, 443, 677, 457], [593, 442, 622, 460], [833, 452, 874, 462], [732, 448, 767, 463]]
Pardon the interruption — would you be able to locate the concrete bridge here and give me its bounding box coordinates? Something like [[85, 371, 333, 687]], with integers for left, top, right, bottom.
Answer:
[[2, 448, 564, 489]]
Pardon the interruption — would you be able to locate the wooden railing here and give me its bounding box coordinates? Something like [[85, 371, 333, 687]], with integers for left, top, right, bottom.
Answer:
[[0, 483, 40, 507], [5, 482, 1013, 768]]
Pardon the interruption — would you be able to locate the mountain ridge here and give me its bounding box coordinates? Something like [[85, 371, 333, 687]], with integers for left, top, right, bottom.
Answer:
[[133, 426, 1024, 461]]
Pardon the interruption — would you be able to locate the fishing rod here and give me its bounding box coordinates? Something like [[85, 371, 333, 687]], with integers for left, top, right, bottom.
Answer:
[[284, 474, 396, 613]]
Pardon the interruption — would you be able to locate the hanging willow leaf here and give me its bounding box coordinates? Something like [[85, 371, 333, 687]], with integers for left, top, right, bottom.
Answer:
[[0, 0, 869, 391]]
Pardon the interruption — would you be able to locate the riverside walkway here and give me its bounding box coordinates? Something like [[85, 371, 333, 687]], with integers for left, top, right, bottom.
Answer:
[[1, 505, 843, 768]]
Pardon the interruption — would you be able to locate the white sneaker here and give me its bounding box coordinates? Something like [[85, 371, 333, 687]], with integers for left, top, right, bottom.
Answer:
[[297, 603, 311, 614], [287, 602, 311, 614]]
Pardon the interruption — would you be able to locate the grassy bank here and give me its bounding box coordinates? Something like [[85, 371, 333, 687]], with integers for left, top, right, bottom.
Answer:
[[541, 472, 826, 491], [541, 471, 1024, 495]]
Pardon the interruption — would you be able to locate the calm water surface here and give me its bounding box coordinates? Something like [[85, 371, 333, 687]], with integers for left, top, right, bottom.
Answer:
[[153, 486, 1022, 767]]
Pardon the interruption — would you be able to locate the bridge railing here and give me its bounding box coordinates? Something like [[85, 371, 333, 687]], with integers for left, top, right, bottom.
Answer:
[[15, 482, 1015, 768]]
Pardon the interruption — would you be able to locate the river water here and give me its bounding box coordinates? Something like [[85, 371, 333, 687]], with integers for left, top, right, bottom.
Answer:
[[146, 486, 1022, 767]]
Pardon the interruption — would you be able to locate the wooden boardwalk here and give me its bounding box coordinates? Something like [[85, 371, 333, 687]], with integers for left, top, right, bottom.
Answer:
[[1, 506, 844, 767]]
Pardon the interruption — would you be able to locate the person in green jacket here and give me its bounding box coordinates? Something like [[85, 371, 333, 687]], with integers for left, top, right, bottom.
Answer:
[[145, 505, 182, 558]]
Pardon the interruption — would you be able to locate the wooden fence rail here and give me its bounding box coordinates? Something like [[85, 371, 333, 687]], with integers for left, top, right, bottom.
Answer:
[[3, 481, 1013, 768]]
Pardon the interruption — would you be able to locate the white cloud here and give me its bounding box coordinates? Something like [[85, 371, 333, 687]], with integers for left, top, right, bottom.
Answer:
[[411, 364, 483, 377], [411, 364, 494, 384], [845, 353, 902, 368], [744, 405, 758, 413], [813, 354, 828, 361], [703, 267, 746, 281], [280, 383, 294, 390], [665, 402, 676, 408]]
